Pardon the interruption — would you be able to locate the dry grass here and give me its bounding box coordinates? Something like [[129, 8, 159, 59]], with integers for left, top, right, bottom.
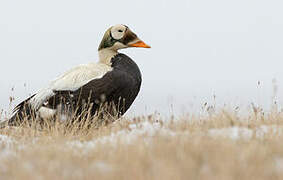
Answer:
[[1, 106, 283, 180]]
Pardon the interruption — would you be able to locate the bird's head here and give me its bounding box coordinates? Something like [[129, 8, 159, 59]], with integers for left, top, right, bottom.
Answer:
[[98, 24, 151, 51]]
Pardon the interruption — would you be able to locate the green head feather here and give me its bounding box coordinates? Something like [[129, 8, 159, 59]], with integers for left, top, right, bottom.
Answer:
[[98, 27, 117, 51]]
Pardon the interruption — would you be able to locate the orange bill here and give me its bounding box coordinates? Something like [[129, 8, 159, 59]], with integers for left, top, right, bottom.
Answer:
[[129, 41, 151, 48]]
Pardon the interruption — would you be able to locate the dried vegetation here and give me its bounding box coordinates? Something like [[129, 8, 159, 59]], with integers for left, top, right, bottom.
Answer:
[[1, 102, 283, 180]]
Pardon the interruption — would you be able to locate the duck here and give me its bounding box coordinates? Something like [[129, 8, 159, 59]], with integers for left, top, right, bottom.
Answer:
[[4, 24, 150, 127]]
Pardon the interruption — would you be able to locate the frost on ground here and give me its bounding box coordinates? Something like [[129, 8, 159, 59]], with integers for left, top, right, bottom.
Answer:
[[1, 111, 283, 180], [67, 123, 283, 152], [1, 118, 283, 155], [0, 134, 15, 157], [208, 125, 283, 140]]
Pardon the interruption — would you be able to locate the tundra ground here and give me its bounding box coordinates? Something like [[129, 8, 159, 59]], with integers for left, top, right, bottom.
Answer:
[[1, 106, 283, 180]]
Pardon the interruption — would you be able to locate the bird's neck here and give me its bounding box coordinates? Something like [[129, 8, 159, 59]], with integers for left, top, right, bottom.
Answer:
[[98, 48, 118, 66]]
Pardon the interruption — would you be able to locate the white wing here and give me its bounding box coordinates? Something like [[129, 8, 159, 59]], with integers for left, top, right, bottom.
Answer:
[[29, 62, 112, 110]]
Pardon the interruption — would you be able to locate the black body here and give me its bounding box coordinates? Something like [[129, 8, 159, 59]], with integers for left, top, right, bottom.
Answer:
[[48, 53, 142, 117], [7, 53, 142, 125]]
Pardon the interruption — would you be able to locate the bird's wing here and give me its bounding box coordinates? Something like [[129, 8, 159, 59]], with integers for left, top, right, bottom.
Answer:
[[28, 63, 112, 110], [45, 69, 134, 114]]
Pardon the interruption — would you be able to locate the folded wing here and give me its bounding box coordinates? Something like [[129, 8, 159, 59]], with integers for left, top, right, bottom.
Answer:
[[6, 63, 112, 125]]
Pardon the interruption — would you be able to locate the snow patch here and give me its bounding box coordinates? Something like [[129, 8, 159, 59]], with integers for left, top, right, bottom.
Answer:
[[67, 121, 180, 152], [208, 127, 253, 140], [208, 125, 283, 140], [0, 134, 17, 161]]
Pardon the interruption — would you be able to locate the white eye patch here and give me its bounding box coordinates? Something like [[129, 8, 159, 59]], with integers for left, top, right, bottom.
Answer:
[[111, 24, 127, 40]]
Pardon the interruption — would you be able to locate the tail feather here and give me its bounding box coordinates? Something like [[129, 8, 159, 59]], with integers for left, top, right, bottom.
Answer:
[[0, 94, 36, 128]]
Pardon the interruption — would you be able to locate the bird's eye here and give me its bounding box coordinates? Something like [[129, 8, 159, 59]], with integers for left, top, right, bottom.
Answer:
[[118, 29, 123, 33]]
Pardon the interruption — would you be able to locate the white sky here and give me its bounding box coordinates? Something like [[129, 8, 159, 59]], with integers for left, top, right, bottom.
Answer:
[[1, 0, 283, 116]]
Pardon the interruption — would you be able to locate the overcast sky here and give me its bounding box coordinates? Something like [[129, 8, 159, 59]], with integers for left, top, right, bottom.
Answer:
[[1, 0, 283, 116]]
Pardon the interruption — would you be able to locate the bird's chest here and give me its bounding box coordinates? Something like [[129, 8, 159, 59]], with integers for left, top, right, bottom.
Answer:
[[110, 69, 141, 101], [109, 57, 142, 107]]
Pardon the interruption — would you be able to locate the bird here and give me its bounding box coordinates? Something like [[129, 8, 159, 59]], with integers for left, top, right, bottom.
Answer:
[[2, 24, 150, 127]]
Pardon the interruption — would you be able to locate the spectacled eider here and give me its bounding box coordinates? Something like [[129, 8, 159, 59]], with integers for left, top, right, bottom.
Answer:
[[3, 24, 150, 127]]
